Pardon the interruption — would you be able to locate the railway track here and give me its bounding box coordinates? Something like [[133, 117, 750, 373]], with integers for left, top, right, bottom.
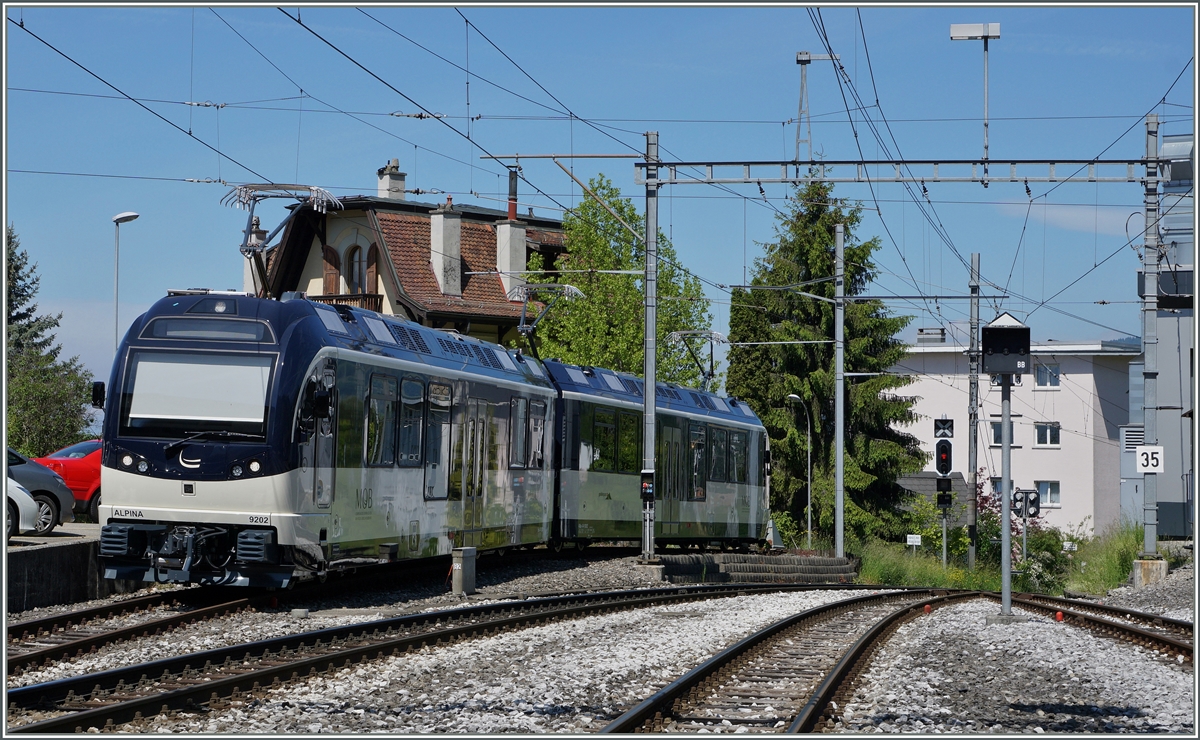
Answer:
[[7, 583, 864, 733], [6, 590, 264, 675], [1000, 593, 1192, 662], [601, 589, 972, 733]]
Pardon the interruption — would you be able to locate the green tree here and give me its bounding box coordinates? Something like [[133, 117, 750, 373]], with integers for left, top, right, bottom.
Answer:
[[6, 224, 95, 456], [521, 175, 711, 387], [726, 177, 926, 544]]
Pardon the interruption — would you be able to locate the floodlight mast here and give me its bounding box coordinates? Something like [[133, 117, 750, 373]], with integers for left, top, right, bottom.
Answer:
[[950, 23, 1000, 187]]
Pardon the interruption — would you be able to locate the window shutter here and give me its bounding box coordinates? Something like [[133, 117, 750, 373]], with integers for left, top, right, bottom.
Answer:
[[367, 244, 379, 293], [322, 245, 340, 295]]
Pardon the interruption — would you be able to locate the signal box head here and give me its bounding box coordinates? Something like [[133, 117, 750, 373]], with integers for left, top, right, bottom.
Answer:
[[982, 312, 1030, 375]]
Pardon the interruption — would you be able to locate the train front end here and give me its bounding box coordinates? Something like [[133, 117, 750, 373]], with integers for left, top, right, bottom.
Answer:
[[97, 291, 319, 587]]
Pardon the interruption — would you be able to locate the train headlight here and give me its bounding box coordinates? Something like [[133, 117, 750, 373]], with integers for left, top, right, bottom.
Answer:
[[231, 465, 244, 478], [136, 460, 148, 473], [121, 454, 134, 467], [248, 460, 261, 473]]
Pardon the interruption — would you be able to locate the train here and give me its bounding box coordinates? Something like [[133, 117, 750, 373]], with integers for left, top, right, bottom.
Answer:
[[96, 290, 770, 587]]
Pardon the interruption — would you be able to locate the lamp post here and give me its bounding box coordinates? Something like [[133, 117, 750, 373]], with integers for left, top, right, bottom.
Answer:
[[112, 212, 139, 354], [786, 393, 812, 550], [950, 23, 1000, 186]]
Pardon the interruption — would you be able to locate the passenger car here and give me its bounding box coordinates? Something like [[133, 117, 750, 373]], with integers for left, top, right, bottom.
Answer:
[[33, 439, 102, 520], [6, 448, 75, 535], [7, 478, 39, 541]]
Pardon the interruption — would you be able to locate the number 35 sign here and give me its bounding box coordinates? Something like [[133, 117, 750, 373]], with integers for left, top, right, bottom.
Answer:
[[1135, 445, 1165, 474]]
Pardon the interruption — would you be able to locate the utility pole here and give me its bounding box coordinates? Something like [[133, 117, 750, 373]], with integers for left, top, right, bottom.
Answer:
[[1142, 114, 1160, 557], [641, 131, 660, 563], [1000, 373, 1013, 614], [795, 51, 839, 164], [968, 253, 980, 569], [835, 223, 845, 559]]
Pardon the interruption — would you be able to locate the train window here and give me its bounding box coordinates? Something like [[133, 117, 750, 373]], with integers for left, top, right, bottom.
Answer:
[[709, 427, 728, 482], [365, 375, 398, 467], [141, 317, 274, 343], [689, 424, 706, 500], [593, 407, 616, 472], [398, 379, 424, 467], [729, 431, 748, 483], [509, 398, 528, 469], [528, 401, 546, 468], [618, 411, 641, 473], [424, 383, 451, 500]]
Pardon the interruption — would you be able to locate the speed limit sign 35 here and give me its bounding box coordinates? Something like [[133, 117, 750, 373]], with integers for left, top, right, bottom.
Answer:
[[1135, 445, 1165, 474]]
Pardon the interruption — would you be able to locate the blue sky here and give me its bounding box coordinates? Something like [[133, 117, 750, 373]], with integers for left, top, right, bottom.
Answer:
[[4, 4, 1195, 382]]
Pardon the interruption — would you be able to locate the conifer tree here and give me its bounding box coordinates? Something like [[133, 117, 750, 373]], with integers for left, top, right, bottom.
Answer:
[[726, 179, 926, 544]]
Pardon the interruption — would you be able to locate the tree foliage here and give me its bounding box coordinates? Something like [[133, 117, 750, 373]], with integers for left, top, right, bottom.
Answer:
[[725, 178, 926, 543], [520, 175, 711, 387], [6, 224, 95, 456]]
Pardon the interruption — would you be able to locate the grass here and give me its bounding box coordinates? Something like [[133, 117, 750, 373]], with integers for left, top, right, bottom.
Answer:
[[855, 540, 1002, 591], [1065, 519, 1145, 596]]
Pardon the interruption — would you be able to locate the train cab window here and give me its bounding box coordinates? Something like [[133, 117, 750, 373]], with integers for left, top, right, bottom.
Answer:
[[509, 398, 528, 469], [617, 411, 641, 473], [528, 401, 546, 469], [729, 431, 749, 483], [709, 427, 728, 482], [398, 379, 424, 467], [366, 375, 398, 467], [593, 407, 616, 472], [689, 423, 707, 500], [424, 383, 451, 500]]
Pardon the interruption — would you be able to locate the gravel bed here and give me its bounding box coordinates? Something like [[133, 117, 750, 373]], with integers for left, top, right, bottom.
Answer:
[[1100, 563, 1194, 622], [6, 583, 188, 623], [128, 588, 890, 734], [835, 599, 1193, 734], [7, 552, 663, 690]]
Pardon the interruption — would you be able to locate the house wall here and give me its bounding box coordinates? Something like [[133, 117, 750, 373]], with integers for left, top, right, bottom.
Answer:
[[895, 347, 1132, 536]]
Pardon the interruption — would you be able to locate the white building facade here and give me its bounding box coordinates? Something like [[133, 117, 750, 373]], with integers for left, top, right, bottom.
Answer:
[[894, 338, 1140, 536]]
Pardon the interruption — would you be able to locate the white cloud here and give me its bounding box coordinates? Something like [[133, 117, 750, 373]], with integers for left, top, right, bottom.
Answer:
[[996, 202, 1144, 238]]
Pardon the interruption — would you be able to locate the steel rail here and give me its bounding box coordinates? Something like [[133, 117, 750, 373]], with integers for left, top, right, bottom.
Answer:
[[7, 590, 210, 643], [8, 583, 868, 733], [789, 592, 980, 733], [599, 589, 954, 733], [999, 594, 1193, 662], [7, 597, 263, 674], [1015, 592, 1193, 638]]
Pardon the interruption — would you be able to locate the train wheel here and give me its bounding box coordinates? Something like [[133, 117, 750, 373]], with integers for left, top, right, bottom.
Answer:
[[550, 539, 565, 554]]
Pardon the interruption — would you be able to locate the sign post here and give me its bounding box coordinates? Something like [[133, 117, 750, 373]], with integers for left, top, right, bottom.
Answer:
[[983, 312, 1030, 617]]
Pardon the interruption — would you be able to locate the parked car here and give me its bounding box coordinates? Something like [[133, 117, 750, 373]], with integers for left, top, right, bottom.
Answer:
[[33, 439, 102, 520], [6, 448, 75, 536], [7, 478, 39, 541]]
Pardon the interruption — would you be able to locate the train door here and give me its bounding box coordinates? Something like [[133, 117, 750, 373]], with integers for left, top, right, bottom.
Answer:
[[462, 398, 488, 547], [658, 424, 683, 533], [314, 363, 337, 509]]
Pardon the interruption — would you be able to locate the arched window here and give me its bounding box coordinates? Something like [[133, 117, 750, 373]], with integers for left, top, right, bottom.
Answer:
[[344, 246, 367, 294], [322, 245, 341, 295]]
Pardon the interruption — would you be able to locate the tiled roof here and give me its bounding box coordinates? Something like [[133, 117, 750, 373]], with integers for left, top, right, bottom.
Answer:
[[376, 211, 526, 320]]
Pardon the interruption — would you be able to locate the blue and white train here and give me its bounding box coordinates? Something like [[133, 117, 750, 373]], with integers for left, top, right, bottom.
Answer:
[[97, 290, 769, 587]]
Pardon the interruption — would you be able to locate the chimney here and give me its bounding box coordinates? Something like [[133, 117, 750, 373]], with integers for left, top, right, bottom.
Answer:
[[430, 202, 462, 296], [248, 215, 268, 247], [917, 327, 947, 345], [496, 218, 526, 299], [377, 158, 406, 200]]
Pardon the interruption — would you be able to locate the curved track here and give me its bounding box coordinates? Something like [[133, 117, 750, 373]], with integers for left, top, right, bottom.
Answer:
[[600, 589, 968, 733], [9, 583, 863, 733]]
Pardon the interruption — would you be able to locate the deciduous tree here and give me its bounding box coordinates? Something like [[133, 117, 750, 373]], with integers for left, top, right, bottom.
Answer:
[[521, 175, 711, 387]]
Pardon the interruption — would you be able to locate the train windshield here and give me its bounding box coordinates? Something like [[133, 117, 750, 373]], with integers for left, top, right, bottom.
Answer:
[[119, 350, 274, 439]]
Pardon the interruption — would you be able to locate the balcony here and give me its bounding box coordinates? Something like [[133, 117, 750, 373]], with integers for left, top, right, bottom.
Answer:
[[311, 293, 383, 312]]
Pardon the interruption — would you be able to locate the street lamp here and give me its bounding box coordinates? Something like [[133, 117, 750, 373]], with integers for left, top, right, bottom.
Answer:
[[112, 211, 139, 354], [950, 23, 1000, 186], [786, 393, 813, 551]]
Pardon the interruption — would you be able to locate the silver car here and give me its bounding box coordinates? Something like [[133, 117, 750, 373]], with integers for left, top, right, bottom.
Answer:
[[7, 478, 39, 540], [6, 448, 75, 535]]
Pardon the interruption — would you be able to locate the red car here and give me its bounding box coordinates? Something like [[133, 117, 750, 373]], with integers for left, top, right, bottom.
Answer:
[[33, 439, 102, 521]]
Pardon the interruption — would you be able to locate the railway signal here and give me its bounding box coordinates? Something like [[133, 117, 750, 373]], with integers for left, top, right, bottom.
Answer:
[[935, 439, 953, 476]]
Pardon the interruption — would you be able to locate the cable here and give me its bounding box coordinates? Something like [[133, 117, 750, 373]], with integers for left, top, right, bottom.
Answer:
[[9, 17, 274, 184]]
